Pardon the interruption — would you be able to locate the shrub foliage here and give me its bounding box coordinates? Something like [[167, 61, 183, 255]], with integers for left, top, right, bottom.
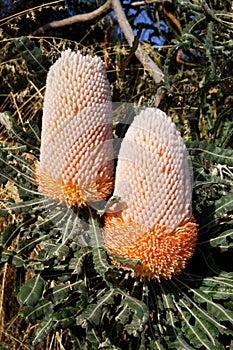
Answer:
[[0, 0, 232, 349]]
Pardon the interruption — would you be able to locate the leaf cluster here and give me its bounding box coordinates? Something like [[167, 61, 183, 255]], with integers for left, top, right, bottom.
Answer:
[[0, 1, 233, 349], [0, 107, 233, 349]]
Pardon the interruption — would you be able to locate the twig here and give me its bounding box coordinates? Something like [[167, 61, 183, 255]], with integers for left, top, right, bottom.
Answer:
[[32, 0, 112, 35], [131, 0, 167, 6], [111, 0, 163, 83]]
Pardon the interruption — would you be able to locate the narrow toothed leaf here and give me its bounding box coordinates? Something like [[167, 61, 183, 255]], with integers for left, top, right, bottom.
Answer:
[[17, 275, 45, 306]]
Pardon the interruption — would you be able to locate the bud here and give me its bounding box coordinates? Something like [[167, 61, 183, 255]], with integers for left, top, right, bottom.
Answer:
[[35, 49, 114, 206], [104, 108, 198, 280]]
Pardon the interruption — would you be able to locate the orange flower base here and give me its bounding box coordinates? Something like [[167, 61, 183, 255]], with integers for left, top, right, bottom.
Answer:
[[104, 215, 198, 280]]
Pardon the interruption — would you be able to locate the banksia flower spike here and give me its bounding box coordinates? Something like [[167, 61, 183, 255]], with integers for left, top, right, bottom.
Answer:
[[104, 108, 198, 280], [35, 49, 114, 206]]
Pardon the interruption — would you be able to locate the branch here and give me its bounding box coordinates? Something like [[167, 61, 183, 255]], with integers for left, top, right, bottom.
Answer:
[[131, 0, 167, 6], [32, 0, 163, 84], [111, 0, 163, 83], [32, 0, 112, 35]]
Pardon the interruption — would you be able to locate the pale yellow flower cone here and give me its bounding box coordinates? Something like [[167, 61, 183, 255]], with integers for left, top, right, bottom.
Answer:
[[35, 49, 114, 206], [104, 108, 198, 280]]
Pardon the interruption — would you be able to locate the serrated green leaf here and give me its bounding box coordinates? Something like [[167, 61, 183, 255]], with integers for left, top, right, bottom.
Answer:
[[167, 337, 197, 350], [20, 300, 53, 323], [48, 244, 69, 260], [187, 141, 233, 166], [119, 291, 149, 334], [92, 247, 112, 277], [178, 298, 221, 347], [149, 340, 166, 350], [53, 307, 76, 328], [32, 314, 54, 346], [17, 275, 45, 306], [201, 272, 233, 286], [69, 249, 90, 273], [200, 193, 233, 230], [0, 250, 25, 267], [214, 194, 233, 217], [193, 289, 233, 324], [207, 301, 233, 324], [15, 36, 49, 75], [174, 305, 216, 350], [6, 198, 46, 213], [180, 313, 215, 349], [45, 284, 70, 305], [115, 302, 131, 324], [185, 274, 233, 304], [209, 229, 233, 247], [159, 288, 180, 341], [76, 289, 114, 328], [86, 328, 100, 349], [12, 254, 25, 267]]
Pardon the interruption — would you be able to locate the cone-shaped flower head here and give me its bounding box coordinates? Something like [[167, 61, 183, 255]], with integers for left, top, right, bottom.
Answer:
[[35, 49, 114, 206], [104, 108, 198, 280]]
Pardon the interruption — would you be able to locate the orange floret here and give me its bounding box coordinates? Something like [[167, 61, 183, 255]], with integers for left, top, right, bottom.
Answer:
[[104, 215, 198, 280]]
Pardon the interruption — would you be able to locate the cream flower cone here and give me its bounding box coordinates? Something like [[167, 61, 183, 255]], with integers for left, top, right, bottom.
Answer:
[[104, 108, 198, 280], [35, 49, 114, 206]]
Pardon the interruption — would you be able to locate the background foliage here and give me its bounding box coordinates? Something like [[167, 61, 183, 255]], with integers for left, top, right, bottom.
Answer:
[[0, 0, 232, 349]]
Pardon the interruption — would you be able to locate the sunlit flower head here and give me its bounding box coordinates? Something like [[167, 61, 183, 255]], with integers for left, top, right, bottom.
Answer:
[[35, 49, 114, 206], [104, 108, 198, 280]]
